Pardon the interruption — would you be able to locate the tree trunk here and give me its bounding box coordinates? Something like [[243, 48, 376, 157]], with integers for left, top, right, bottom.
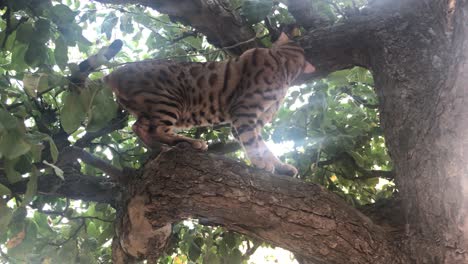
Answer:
[[365, 1, 468, 262]]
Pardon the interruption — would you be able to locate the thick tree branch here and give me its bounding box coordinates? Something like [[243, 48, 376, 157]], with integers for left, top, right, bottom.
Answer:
[[59, 146, 128, 182], [92, 0, 399, 80], [94, 0, 258, 55], [298, 16, 378, 79], [116, 147, 409, 263], [0, 171, 118, 205], [318, 152, 394, 181], [74, 111, 128, 148], [287, 0, 331, 29]]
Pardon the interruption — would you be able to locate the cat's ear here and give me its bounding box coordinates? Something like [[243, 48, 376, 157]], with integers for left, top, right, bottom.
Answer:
[[303, 61, 316, 73], [275, 32, 290, 45]]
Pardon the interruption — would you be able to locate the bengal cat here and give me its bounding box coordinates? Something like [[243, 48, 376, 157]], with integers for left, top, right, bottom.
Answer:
[[101, 33, 315, 176]]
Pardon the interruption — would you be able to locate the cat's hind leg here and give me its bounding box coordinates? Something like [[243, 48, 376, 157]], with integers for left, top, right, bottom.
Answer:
[[132, 116, 207, 150]]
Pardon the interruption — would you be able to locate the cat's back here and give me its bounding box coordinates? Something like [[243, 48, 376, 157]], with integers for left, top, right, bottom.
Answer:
[[107, 60, 186, 97], [107, 60, 230, 98]]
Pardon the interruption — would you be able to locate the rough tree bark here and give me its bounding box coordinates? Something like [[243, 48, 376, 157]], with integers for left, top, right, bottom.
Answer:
[[366, 1, 468, 262], [113, 147, 407, 263]]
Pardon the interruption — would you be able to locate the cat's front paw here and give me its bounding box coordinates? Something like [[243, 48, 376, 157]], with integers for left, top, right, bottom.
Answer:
[[175, 138, 208, 151], [275, 163, 298, 177], [250, 157, 275, 173], [191, 140, 208, 151]]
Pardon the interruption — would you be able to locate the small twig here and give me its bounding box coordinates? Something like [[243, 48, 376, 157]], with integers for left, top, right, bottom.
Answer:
[[1, 11, 28, 49], [5, 102, 24, 111], [32, 200, 113, 223], [1, 6, 11, 49], [317, 152, 394, 180], [242, 241, 261, 261], [69, 215, 114, 223], [221, 36, 258, 51], [0, 248, 13, 262], [340, 86, 379, 109], [55, 198, 70, 224], [111, 7, 185, 28], [324, 0, 346, 17], [170, 31, 199, 44], [89, 142, 127, 160], [59, 146, 126, 182], [75, 112, 128, 148], [49, 219, 85, 247], [264, 16, 279, 38], [352, 0, 359, 12]]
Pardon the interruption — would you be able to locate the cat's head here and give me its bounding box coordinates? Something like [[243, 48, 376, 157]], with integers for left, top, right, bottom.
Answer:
[[274, 32, 316, 74]]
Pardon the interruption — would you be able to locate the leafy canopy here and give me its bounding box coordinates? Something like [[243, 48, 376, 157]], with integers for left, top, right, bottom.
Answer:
[[0, 0, 391, 263]]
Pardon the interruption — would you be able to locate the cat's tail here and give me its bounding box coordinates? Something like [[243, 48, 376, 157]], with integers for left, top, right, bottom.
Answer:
[[69, 40, 123, 88]]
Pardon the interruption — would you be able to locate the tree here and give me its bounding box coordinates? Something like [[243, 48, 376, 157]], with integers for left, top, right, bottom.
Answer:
[[0, 0, 466, 263]]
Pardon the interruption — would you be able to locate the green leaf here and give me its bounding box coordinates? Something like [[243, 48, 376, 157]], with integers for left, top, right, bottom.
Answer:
[[24, 132, 58, 162], [22, 167, 38, 206], [3, 159, 22, 183], [146, 31, 165, 50], [23, 73, 48, 97], [34, 19, 51, 44], [240, 0, 273, 24], [56, 240, 78, 264], [79, 254, 97, 264], [227, 248, 243, 264], [204, 251, 221, 264], [97, 223, 114, 244], [86, 87, 118, 132], [50, 4, 77, 25], [13, 154, 32, 175], [24, 43, 47, 67], [8, 219, 38, 260], [33, 211, 54, 236], [365, 177, 379, 186], [0, 183, 11, 196], [55, 36, 69, 70], [184, 36, 202, 50], [327, 70, 350, 87], [15, 22, 34, 44], [0, 108, 18, 130], [0, 130, 31, 160], [224, 232, 237, 249], [101, 12, 118, 39], [10, 44, 28, 70], [21, 169, 38, 206], [10, 207, 27, 232], [0, 205, 13, 236], [60, 91, 86, 134], [48, 138, 59, 163], [86, 222, 98, 237], [79, 86, 94, 111], [188, 237, 203, 261], [31, 144, 44, 162], [119, 14, 134, 34]]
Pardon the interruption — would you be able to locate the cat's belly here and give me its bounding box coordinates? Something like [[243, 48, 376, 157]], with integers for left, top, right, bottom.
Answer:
[[175, 109, 231, 129]]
